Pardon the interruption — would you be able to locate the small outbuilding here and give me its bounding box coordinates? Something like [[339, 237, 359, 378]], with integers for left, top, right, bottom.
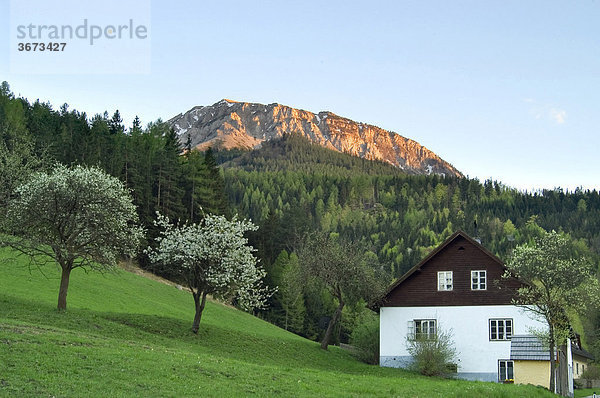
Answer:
[[510, 335, 552, 388], [510, 334, 594, 389]]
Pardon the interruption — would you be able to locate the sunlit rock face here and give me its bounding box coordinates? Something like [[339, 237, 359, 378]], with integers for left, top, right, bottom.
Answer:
[[169, 99, 462, 177]]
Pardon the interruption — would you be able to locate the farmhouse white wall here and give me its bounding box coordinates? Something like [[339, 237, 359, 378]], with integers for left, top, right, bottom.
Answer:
[[380, 305, 546, 381]]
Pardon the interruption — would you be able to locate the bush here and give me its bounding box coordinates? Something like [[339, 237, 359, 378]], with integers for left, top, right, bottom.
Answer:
[[581, 363, 600, 379], [350, 315, 380, 365], [406, 327, 457, 377]]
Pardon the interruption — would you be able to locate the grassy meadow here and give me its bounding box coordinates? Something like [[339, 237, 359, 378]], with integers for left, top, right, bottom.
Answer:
[[0, 248, 554, 397]]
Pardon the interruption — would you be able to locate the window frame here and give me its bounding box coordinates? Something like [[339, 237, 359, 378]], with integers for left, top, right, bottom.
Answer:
[[408, 319, 437, 340], [498, 359, 514, 382], [489, 318, 513, 341], [437, 271, 453, 291], [471, 270, 487, 290]]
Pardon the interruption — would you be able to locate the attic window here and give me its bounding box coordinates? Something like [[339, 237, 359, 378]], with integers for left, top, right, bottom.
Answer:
[[458, 246, 465, 251], [437, 271, 453, 291], [471, 270, 487, 290]]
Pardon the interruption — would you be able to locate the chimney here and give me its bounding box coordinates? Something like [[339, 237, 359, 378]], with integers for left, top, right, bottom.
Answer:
[[473, 220, 481, 244]]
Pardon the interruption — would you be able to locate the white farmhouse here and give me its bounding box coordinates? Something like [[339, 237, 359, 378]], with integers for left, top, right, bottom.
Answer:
[[374, 231, 547, 382]]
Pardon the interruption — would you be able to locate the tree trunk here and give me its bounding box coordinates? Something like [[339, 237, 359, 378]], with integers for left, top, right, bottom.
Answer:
[[558, 344, 569, 396], [124, 153, 128, 186], [549, 327, 556, 393], [191, 291, 208, 334], [190, 179, 195, 221], [57, 266, 72, 311], [320, 300, 344, 350], [157, 166, 162, 210]]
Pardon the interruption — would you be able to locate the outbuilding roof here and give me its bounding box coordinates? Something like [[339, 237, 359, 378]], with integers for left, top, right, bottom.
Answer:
[[510, 335, 552, 361], [509, 335, 595, 362]]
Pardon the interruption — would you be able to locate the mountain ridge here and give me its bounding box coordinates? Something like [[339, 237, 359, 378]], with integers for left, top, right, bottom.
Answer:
[[168, 99, 462, 177]]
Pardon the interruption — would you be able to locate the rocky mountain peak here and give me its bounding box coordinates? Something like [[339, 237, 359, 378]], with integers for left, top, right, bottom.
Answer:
[[168, 100, 462, 177]]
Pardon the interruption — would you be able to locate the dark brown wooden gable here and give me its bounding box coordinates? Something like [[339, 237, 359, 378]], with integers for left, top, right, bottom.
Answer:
[[380, 232, 523, 307]]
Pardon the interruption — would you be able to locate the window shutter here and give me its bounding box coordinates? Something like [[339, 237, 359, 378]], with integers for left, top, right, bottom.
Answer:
[[407, 321, 414, 339]]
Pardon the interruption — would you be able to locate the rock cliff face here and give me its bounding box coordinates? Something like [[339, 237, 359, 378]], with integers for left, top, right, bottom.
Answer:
[[169, 99, 462, 177]]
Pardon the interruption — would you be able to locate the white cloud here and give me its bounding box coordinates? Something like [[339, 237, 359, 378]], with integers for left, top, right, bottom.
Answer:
[[523, 98, 567, 124], [550, 108, 567, 124]]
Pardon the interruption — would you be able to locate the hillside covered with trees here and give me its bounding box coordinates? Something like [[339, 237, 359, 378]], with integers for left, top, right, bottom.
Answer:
[[2, 81, 599, 354]]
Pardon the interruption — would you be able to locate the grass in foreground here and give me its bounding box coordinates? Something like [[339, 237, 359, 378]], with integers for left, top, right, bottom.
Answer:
[[0, 248, 555, 397], [574, 388, 597, 398]]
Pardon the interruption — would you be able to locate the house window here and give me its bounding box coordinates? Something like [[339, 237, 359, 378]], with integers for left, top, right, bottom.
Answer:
[[498, 360, 514, 382], [490, 319, 513, 340], [471, 270, 486, 290], [437, 271, 453, 291], [576, 363, 579, 375], [408, 319, 436, 340]]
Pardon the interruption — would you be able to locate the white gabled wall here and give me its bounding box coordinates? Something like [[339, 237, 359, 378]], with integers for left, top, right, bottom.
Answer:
[[380, 305, 547, 380]]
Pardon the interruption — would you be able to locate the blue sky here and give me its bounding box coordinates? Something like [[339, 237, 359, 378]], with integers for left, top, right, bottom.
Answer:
[[1, 0, 599, 191]]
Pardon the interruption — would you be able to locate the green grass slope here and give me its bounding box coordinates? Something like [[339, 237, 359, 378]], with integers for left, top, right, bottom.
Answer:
[[0, 248, 553, 397]]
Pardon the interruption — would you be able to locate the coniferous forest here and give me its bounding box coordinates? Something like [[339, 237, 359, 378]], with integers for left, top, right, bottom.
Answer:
[[2, 81, 600, 354]]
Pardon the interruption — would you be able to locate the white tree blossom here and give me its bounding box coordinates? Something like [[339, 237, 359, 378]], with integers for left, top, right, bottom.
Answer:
[[3, 164, 144, 310], [147, 213, 271, 333]]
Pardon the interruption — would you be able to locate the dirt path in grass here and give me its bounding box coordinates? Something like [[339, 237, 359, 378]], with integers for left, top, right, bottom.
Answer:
[[118, 261, 232, 308], [119, 260, 188, 291]]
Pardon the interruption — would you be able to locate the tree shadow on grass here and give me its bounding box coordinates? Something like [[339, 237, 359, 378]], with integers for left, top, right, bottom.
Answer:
[[102, 311, 362, 372], [1, 294, 389, 375], [1, 294, 419, 378]]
